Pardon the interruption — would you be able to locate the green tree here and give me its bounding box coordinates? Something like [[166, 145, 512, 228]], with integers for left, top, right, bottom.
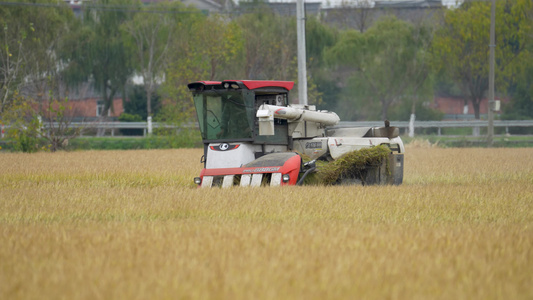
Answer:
[[27, 6, 78, 118], [121, 1, 184, 118], [324, 0, 374, 32], [160, 13, 244, 125], [41, 95, 83, 152], [432, 0, 530, 119], [0, 5, 32, 114], [326, 16, 434, 120], [123, 85, 160, 120], [305, 16, 339, 108], [1, 92, 45, 152], [502, 0, 533, 121], [236, 10, 296, 80], [502, 61, 533, 121], [1, 0, 79, 152], [0, 1, 75, 114], [63, 0, 135, 125]]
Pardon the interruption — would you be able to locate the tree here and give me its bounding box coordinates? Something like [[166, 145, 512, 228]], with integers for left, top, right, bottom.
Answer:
[[432, 0, 530, 119], [121, 1, 183, 118], [123, 85, 160, 120], [0, 7, 31, 114], [41, 94, 83, 152], [159, 13, 244, 125], [305, 16, 338, 108], [326, 16, 434, 120], [25, 4, 78, 114], [324, 0, 374, 32], [502, 60, 533, 121], [1, 0, 81, 151], [1, 92, 44, 152], [0, 1, 74, 114], [187, 14, 245, 81], [63, 0, 135, 124], [236, 10, 296, 80], [502, 0, 533, 121]]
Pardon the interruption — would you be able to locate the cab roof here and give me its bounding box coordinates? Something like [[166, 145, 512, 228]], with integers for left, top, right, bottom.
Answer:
[[188, 80, 294, 92]]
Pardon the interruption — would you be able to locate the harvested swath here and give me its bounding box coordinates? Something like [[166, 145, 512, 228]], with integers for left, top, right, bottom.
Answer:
[[306, 145, 391, 185]]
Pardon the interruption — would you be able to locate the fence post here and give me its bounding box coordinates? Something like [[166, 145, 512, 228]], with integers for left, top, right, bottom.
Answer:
[[37, 116, 42, 138], [408, 114, 415, 138], [473, 126, 480, 137], [147, 116, 153, 135], [1, 123, 4, 138]]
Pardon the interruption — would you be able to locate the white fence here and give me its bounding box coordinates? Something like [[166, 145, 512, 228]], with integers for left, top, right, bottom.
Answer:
[[2, 120, 533, 138], [337, 120, 533, 136]]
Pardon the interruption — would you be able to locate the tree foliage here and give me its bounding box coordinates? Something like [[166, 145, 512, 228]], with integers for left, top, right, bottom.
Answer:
[[64, 0, 135, 119], [2, 0, 533, 150], [326, 16, 434, 120], [159, 11, 249, 125], [121, 1, 184, 117], [236, 10, 296, 80], [0, 0, 76, 114], [502, 0, 533, 120], [432, 0, 531, 119]]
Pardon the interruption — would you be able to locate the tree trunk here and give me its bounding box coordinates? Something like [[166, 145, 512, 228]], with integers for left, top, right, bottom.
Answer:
[[472, 97, 481, 120], [146, 87, 152, 117], [381, 99, 389, 121]]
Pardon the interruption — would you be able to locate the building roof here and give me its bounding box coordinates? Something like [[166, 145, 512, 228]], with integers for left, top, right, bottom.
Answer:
[[238, 1, 322, 15]]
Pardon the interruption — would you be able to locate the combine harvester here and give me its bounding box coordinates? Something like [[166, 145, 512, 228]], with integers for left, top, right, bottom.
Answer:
[[189, 80, 404, 187]]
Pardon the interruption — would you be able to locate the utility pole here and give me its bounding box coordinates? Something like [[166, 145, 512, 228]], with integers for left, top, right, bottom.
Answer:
[[296, 0, 308, 105], [487, 0, 495, 146]]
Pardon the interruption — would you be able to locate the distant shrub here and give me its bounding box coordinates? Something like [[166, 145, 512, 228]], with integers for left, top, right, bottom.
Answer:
[[118, 113, 144, 136]]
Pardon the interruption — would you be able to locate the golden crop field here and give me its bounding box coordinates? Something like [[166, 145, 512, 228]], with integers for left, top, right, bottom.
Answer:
[[1, 146, 532, 300]]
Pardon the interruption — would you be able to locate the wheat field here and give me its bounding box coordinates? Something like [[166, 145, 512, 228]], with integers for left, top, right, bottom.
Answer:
[[0, 146, 532, 300]]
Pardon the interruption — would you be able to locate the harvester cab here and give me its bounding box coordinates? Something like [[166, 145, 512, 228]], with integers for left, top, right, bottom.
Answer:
[[188, 80, 404, 188]]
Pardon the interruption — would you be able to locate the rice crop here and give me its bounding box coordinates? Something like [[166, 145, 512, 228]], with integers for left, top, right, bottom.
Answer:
[[1, 147, 532, 300]]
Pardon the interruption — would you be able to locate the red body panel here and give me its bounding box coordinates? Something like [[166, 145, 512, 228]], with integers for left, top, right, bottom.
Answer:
[[199, 154, 301, 186], [198, 81, 222, 85], [191, 80, 294, 91], [238, 80, 294, 91]]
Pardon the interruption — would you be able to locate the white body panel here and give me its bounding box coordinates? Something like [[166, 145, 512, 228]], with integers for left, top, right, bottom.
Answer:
[[206, 143, 256, 168], [222, 175, 234, 188], [271, 173, 282, 186], [256, 104, 340, 137], [292, 138, 329, 160], [240, 174, 252, 187], [201, 176, 213, 188], [257, 104, 340, 125], [206, 143, 289, 169], [326, 127, 372, 137], [251, 174, 263, 187]]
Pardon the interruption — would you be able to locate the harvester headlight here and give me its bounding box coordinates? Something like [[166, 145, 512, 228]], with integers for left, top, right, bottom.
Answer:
[[194, 177, 202, 185], [282, 174, 290, 183], [223, 83, 230, 89]]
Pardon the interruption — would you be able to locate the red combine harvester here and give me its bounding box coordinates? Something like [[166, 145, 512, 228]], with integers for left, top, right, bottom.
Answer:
[[189, 80, 404, 187]]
